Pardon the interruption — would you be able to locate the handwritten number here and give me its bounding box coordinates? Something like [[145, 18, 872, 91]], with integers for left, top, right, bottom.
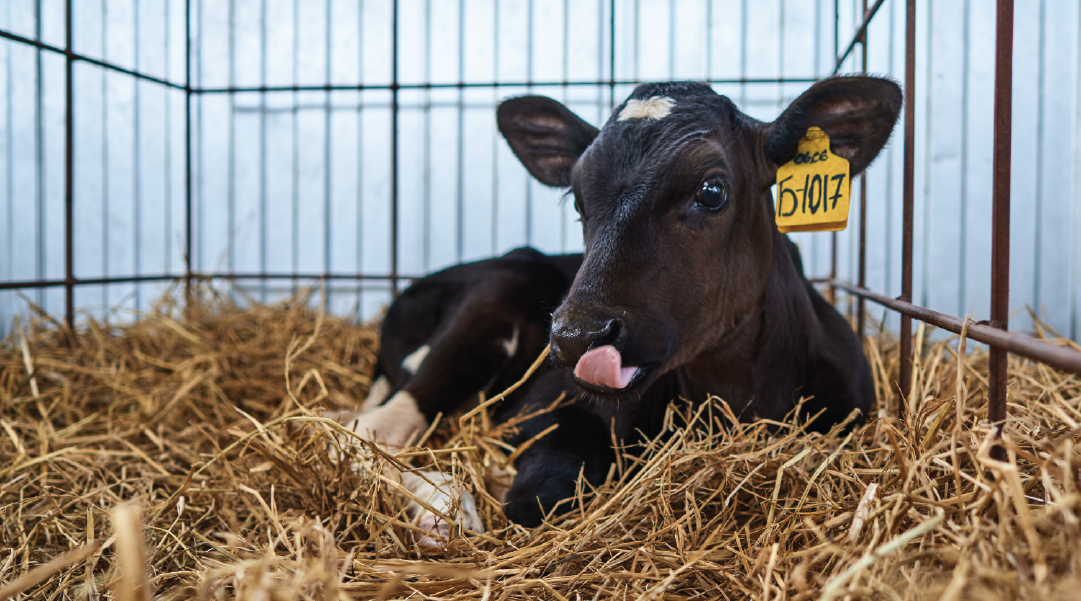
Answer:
[[808, 175, 822, 214], [830, 174, 846, 210], [778, 175, 798, 217], [800, 174, 809, 215]]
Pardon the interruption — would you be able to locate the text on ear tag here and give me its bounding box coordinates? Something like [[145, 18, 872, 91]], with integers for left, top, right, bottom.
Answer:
[[774, 126, 851, 233]]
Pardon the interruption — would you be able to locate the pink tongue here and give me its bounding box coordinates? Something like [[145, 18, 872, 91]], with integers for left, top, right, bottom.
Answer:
[[574, 345, 638, 389]]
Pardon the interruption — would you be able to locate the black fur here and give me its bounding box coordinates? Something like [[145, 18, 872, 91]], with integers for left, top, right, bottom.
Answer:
[[370, 77, 902, 527]]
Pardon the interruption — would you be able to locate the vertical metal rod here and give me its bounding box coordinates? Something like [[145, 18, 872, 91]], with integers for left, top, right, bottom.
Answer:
[[490, 0, 499, 256], [356, 0, 366, 311], [422, 0, 431, 271], [227, 0, 235, 277], [898, 0, 916, 416], [258, 0, 267, 302], [609, 0, 615, 111], [988, 0, 1014, 460], [323, 0, 332, 279], [133, 0, 142, 310], [64, 0, 75, 332], [390, 0, 399, 297], [35, 0, 44, 310], [524, 0, 533, 246], [184, 0, 194, 301], [164, 0, 172, 276], [828, 0, 839, 306], [291, 0, 300, 289], [456, 0, 466, 262], [857, 0, 868, 337]]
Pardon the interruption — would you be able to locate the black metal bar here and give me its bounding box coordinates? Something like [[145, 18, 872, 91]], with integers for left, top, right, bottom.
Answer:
[[390, 0, 399, 297], [989, 0, 1014, 460], [63, 0, 74, 331], [184, 0, 193, 300], [192, 77, 823, 94], [205, 272, 420, 281], [825, 280, 1081, 377], [0, 272, 419, 291], [609, 0, 616, 110], [857, 0, 869, 338], [898, 0, 916, 415], [0, 28, 188, 91], [834, 0, 887, 73], [827, 0, 839, 307]]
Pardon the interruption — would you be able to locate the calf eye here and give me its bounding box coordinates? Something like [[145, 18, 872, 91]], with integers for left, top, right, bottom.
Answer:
[[695, 178, 728, 211]]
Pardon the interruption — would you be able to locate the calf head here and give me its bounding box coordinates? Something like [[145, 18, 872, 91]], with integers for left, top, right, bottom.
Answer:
[[498, 77, 902, 399]]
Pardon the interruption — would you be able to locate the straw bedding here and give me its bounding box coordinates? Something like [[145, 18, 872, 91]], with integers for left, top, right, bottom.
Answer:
[[2, 287, 1081, 601]]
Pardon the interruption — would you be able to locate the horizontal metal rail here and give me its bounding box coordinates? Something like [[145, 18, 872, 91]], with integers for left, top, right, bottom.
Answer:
[[825, 279, 1081, 376], [0, 26, 824, 95], [0, 272, 415, 291], [195, 77, 823, 94], [0, 27, 188, 91]]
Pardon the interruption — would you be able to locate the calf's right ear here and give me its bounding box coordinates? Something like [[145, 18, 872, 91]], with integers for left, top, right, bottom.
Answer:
[[497, 96, 599, 187]]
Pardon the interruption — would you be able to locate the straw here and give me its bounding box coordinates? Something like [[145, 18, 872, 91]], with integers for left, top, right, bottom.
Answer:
[[2, 284, 1080, 600]]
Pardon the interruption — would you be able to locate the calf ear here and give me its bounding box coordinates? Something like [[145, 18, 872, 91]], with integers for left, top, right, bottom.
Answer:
[[498, 96, 599, 187], [764, 76, 902, 176]]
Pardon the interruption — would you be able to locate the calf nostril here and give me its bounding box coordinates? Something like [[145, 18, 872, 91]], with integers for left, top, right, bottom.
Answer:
[[588, 319, 622, 351]]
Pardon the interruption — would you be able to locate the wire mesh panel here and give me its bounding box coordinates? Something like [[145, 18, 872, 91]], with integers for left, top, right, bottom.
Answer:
[[1, 0, 1081, 347]]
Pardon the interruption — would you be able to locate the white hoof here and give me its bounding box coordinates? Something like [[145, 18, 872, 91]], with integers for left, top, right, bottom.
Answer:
[[401, 471, 483, 546], [343, 391, 427, 450], [360, 375, 392, 412]]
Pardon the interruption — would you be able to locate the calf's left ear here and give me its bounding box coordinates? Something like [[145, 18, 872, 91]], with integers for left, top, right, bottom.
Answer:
[[763, 76, 903, 176]]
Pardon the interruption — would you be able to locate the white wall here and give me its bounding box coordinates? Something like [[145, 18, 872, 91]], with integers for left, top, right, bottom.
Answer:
[[1, 0, 1079, 342]]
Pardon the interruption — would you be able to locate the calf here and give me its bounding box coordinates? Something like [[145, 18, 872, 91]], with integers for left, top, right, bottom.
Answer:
[[344, 76, 902, 537]]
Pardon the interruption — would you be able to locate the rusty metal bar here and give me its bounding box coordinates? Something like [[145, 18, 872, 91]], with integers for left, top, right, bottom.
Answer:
[[857, 0, 868, 338], [0, 272, 420, 292], [0, 28, 187, 91], [184, 0, 194, 300], [898, 0, 916, 414], [63, 0, 74, 331], [191, 77, 823, 94], [989, 0, 1014, 458], [827, 0, 839, 306], [827, 280, 1081, 377], [609, 0, 616, 110], [390, 0, 400, 297], [834, 0, 886, 73]]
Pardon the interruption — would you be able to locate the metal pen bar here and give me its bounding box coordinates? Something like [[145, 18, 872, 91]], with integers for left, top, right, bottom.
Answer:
[[0, 271, 419, 292], [390, 0, 399, 297], [184, 0, 193, 301], [988, 0, 1014, 459], [2, 275, 181, 290], [63, 0, 74, 331], [192, 77, 823, 94], [0, 27, 187, 91], [857, 0, 868, 338], [609, 0, 615, 110], [825, 280, 1081, 377], [828, 0, 840, 307], [898, 0, 916, 415], [833, 0, 886, 73]]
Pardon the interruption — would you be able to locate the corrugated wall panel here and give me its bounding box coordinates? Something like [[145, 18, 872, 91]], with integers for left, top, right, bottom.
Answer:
[[1, 0, 1079, 344]]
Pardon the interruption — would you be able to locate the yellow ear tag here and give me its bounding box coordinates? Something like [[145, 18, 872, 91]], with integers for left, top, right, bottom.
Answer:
[[774, 126, 850, 233]]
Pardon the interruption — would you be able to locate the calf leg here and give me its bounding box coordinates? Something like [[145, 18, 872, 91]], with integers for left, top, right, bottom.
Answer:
[[344, 309, 530, 448], [334, 310, 527, 545], [502, 405, 615, 527]]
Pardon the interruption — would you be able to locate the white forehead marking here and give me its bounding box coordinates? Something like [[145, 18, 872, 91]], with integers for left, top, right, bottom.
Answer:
[[618, 96, 676, 121]]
